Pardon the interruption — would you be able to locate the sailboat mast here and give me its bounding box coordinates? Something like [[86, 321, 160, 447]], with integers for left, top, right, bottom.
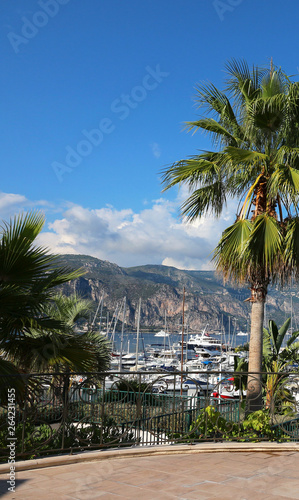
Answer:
[[164, 309, 167, 352], [119, 297, 126, 371], [180, 287, 186, 396], [135, 298, 141, 370], [99, 296, 104, 333], [111, 302, 120, 347], [185, 322, 189, 362], [91, 292, 104, 329]]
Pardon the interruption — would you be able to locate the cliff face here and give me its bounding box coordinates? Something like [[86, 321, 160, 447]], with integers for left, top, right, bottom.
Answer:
[[58, 255, 298, 333]]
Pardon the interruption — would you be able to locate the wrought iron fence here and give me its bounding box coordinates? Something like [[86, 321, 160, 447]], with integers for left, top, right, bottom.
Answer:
[[0, 369, 299, 462]]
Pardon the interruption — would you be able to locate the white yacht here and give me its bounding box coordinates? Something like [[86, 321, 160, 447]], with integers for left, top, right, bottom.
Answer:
[[154, 330, 169, 338]]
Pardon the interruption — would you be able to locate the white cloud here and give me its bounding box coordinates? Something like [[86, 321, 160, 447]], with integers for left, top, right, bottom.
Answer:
[[0, 191, 238, 270], [36, 196, 238, 270], [0, 192, 51, 221], [0, 193, 28, 211]]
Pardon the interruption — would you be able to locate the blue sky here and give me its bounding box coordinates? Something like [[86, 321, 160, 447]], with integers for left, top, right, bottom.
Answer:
[[1, 0, 299, 269]]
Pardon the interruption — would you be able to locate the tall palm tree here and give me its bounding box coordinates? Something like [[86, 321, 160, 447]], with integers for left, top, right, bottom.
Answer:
[[162, 59, 299, 410]]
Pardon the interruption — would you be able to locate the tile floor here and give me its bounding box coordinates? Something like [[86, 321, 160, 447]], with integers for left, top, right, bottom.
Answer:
[[1, 449, 299, 499]]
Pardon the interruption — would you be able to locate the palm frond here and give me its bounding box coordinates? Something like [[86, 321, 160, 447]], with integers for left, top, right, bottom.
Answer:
[[185, 118, 240, 147], [284, 218, 299, 274], [0, 211, 45, 243], [246, 94, 287, 133], [48, 293, 93, 326], [161, 152, 222, 191], [213, 219, 252, 281], [268, 163, 299, 209], [244, 214, 283, 277], [180, 181, 226, 219], [261, 70, 287, 99], [224, 59, 266, 106], [193, 82, 235, 119], [225, 146, 268, 167]]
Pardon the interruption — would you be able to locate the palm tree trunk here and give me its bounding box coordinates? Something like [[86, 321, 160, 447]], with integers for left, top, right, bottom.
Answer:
[[246, 295, 265, 413]]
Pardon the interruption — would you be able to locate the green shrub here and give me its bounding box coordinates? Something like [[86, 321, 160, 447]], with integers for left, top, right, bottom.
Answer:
[[172, 406, 291, 443]]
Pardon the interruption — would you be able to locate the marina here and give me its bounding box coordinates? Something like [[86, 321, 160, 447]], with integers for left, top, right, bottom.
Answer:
[[101, 325, 250, 402], [108, 328, 248, 354]]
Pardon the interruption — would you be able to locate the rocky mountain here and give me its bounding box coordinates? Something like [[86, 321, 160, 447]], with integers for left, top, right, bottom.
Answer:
[[58, 254, 299, 334]]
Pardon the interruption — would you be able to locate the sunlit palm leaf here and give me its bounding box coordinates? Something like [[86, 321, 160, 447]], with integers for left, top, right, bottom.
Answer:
[[244, 215, 283, 276], [225, 146, 268, 167], [185, 118, 240, 147], [213, 219, 252, 280], [161, 153, 221, 191], [194, 81, 238, 121], [47, 293, 92, 326], [224, 59, 264, 106], [261, 70, 287, 99], [269, 164, 299, 209]]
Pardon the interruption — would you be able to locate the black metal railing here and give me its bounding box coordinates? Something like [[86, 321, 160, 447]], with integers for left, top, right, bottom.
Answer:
[[0, 369, 298, 461]]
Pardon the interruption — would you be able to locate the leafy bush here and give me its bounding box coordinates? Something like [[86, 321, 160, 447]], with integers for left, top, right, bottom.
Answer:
[[173, 406, 291, 443], [188, 406, 240, 441]]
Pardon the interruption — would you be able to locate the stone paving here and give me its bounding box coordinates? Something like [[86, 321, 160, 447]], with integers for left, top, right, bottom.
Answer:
[[1, 447, 299, 499]]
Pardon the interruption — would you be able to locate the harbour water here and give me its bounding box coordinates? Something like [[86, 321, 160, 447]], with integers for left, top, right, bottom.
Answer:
[[108, 331, 249, 354]]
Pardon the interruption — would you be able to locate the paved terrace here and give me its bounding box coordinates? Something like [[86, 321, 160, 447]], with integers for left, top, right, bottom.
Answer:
[[1, 443, 299, 499]]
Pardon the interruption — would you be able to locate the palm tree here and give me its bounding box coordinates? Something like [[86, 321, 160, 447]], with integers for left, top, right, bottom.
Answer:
[[0, 212, 86, 398], [4, 293, 111, 374], [162, 59, 299, 410]]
